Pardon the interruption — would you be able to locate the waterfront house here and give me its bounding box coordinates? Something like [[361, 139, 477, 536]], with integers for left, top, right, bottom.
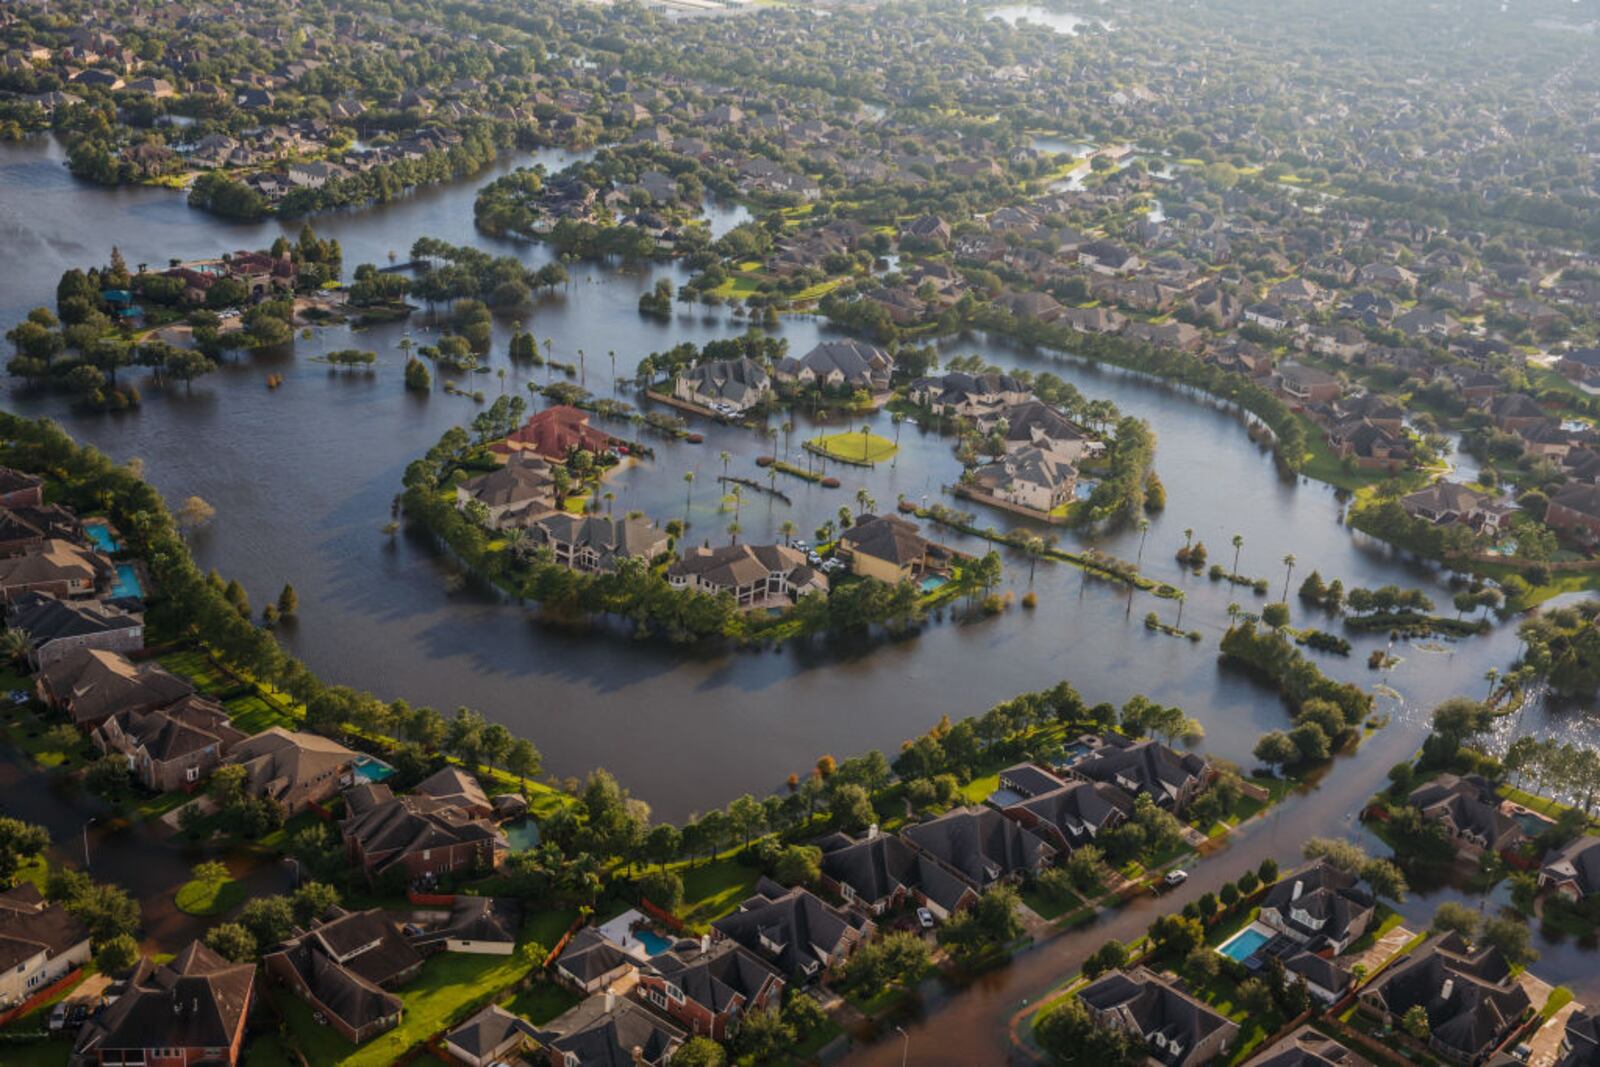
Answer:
[[455, 456, 557, 527], [711, 877, 872, 981], [496, 407, 618, 462], [815, 828, 978, 919], [444, 1004, 534, 1066], [666, 543, 826, 608], [969, 446, 1078, 513], [407, 896, 522, 956], [1257, 861, 1376, 953], [836, 514, 936, 584], [532, 991, 684, 1067], [1538, 837, 1600, 901], [1325, 417, 1413, 471], [225, 726, 357, 815], [1487, 393, 1547, 433], [637, 941, 785, 1041], [908, 371, 1032, 419], [1399, 482, 1510, 535], [1059, 305, 1129, 335], [0, 539, 111, 602], [1357, 932, 1529, 1064], [0, 883, 90, 1013], [525, 513, 670, 573], [900, 805, 1056, 891], [1064, 736, 1212, 812], [0, 504, 77, 557], [264, 908, 417, 1045], [1077, 966, 1239, 1066], [774, 340, 894, 394], [1249, 1024, 1371, 1066], [413, 767, 495, 819], [1407, 774, 1526, 858], [37, 648, 191, 729], [673, 357, 772, 413], [72, 941, 256, 1067], [554, 928, 639, 994], [1560, 1009, 1600, 1067], [341, 782, 507, 885], [9, 592, 143, 667], [0, 468, 43, 508], [999, 778, 1131, 854], [92, 694, 247, 792], [988, 401, 1103, 464], [1276, 363, 1343, 406]]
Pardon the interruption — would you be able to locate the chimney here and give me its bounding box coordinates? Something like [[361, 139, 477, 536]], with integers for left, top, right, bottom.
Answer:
[[604, 990, 616, 1013], [867, 823, 879, 840], [1291, 880, 1302, 901], [700, 934, 710, 955], [632, 1046, 647, 1067], [1441, 978, 1454, 1001]]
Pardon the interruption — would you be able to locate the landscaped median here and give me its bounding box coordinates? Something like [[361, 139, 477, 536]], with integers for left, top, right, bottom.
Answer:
[[806, 429, 898, 466]]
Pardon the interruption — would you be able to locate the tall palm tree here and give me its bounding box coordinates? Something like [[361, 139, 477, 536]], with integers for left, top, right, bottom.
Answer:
[[1, 628, 29, 668], [1231, 534, 1244, 579], [719, 450, 731, 481], [855, 488, 875, 516], [1135, 517, 1151, 567], [781, 421, 794, 462], [1281, 553, 1296, 601], [1485, 667, 1500, 700], [682, 471, 694, 526], [1024, 536, 1046, 584], [608, 349, 616, 395], [732, 485, 743, 522], [891, 412, 905, 468], [780, 520, 797, 546], [727, 521, 742, 546], [1226, 602, 1241, 627], [577, 348, 586, 387], [603, 490, 615, 516], [1174, 590, 1187, 629]]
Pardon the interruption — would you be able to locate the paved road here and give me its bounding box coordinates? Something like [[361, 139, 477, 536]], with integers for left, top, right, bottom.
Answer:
[[836, 716, 1428, 1066]]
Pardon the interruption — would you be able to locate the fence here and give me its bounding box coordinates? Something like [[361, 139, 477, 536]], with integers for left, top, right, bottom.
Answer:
[[0, 966, 83, 1029]]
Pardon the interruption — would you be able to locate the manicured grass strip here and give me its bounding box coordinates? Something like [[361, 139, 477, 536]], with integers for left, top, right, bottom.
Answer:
[[807, 431, 897, 464]]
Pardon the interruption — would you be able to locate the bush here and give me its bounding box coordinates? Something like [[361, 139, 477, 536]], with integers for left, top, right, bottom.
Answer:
[[636, 868, 685, 911]]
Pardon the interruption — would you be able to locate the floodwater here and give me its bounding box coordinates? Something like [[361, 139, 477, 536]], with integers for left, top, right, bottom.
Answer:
[[0, 134, 1573, 829], [987, 4, 1101, 36]]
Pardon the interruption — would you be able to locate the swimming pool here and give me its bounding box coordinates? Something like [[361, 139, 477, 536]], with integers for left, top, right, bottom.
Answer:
[[503, 819, 541, 851], [84, 520, 121, 553], [1512, 810, 1552, 836], [633, 927, 675, 956], [920, 575, 946, 593], [350, 755, 396, 784], [110, 563, 143, 599], [1217, 925, 1271, 962]]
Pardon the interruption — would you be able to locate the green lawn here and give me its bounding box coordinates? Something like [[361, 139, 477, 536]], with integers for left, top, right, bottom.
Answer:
[[0, 1041, 69, 1067], [503, 980, 580, 1025], [175, 876, 246, 916], [158, 650, 235, 692], [807, 431, 897, 464], [675, 854, 763, 929], [1021, 884, 1083, 921], [277, 948, 533, 1067], [222, 692, 296, 734]]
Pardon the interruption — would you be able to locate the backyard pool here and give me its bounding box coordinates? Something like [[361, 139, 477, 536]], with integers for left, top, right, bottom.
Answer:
[[110, 563, 143, 599], [633, 927, 675, 956], [83, 519, 121, 553], [920, 575, 947, 593], [503, 818, 541, 851], [1512, 810, 1553, 836], [350, 755, 396, 784], [1217, 925, 1271, 962]]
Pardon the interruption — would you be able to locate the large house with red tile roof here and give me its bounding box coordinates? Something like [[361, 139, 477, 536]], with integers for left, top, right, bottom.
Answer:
[[490, 406, 619, 462]]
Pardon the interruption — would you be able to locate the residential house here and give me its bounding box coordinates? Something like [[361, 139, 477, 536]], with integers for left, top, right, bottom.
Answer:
[[525, 513, 670, 574], [970, 448, 1078, 513], [637, 941, 785, 1041], [908, 372, 1032, 419], [0, 469, 43, 508], [342, 782, 507, 885], [72, 941, 255, 1067], [1357, 932, 1529, 1065], [413, 767, 494, 819], [407, 896, 522, 956], [1538, 836, 1600, 901], [1546, 483, 1600, 542], [1407, 774, 1527, 858], [496, 407, 617, 462], [673, 358, 772, 413], [0, 504, 78, 557], [1257, 861, 1376, 953], [0, 539, 110, 602], [836, 514, 937, 584], [37, 648, 191, 729], [92, 695, 247, 792], [1325, 417, 1413, 471], [1399, 483, 1511, 536], [774, 340, 894, 394], [1248, 1025, 1373, 1066], [0, 883, 91, 1012], [996, 289, 1064, 323], [1078, 240, 1141, 275], [711, 877, 872, 981], [667, 544, 826, 608], [900, 805, 1056, 891], [1277, 363, 1343, 406], [8, 592, 143, 667], [990, 401, 1103, 463], [1559, 1009, 1600, 1067], [1244, 303, 1290, 331], [815, 828, 978, 919], [1065, 736, 1212, 811], [1125, 321, 1205, 352], [1486, 394, 1548, 433], [999, 776, 1130, 854], [455, 456, 556, 527], [1060, 305, 1129, 335], [264, 908, 418, 1046], [1077, 967, 1240, 1066], [444, 1004, 534, 1067], [532, 991, 684, 1067], [225, 726, 357, 815], [554, 928, 639, 994]]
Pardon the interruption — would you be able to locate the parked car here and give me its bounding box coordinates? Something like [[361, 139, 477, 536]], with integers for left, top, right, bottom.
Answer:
[[916, 907, 934, 929], [48, 1004, 67, 1032], [1163, 869, 1188, 888]]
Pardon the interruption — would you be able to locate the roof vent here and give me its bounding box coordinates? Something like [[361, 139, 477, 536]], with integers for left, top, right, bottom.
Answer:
[[1441, 978, 1455, 1001], [1291, 880, 1303, 901]]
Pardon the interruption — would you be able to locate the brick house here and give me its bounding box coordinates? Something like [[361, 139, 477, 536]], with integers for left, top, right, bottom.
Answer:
[[72, 941, 256, 1066], [92, 695, 247, 793], [341, 782, 508, 885], [636, 941, 784, 1041]]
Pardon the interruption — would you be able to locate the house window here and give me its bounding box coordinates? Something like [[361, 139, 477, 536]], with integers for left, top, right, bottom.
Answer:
[[186, 766, 200, 782]]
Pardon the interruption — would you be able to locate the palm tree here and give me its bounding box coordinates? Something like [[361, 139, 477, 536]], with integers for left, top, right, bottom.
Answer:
[[1135, 517, 1151, 567], [1174, 590, 1187, 629], [577, 348, 586, 387], [856, 487, 875, 516], [727, 521, 742, 546], [1231, 534, 1244, 579], [1, 628, 29, 668], [780, 520, 797, 546], [1226, 602, 1242, 627], [603, 490, 615, 516], [1281, 553, 1296, 601], [608, 349, 616, 395], [719, 450, 731, 481], [1024, 536, 1046, 584], [891, 412, 905, 468], [1485, 667, 1500, 700], [781, 421, 794, 462], [683, 471, 695, 525], [731, 485, 743, 522]]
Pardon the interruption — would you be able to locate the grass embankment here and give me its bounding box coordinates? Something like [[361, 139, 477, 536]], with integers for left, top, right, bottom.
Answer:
[[174, 876, 246, 916]]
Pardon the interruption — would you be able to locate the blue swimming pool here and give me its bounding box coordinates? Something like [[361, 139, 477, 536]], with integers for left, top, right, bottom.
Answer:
[[84, 520, 121, 553], [503, 819, 541, 851], [633, 928, 675, 956], [920, 575, 946, 593], [110, 563, 142, 599], [350, 755, 396, 784], [1217, 926, 1270, 962]]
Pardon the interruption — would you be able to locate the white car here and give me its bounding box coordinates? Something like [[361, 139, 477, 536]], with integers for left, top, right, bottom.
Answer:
[[807, 552, 822, 565], [916, 907, 934, 929], [792, 539, 809, 551], [1163, 869, 1189, 888]]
